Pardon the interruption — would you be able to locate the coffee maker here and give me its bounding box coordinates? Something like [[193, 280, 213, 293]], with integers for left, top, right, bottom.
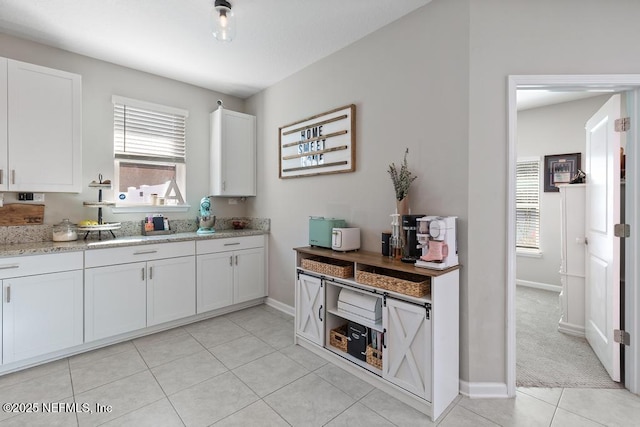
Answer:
[[401, 214, 425, 263], [415, 216, 458, 270]]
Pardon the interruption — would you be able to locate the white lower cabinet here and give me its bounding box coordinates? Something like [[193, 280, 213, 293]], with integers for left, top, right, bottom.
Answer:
[[2, 270, 83, 364], [196, 236, 266, 313], [84, 241, 196, 342], [295, 273, 324, 346], [383, 297, 432, 401], [147, 256, 196, 326], [0, 252, 84, 364], [84, 262, 147, 342]]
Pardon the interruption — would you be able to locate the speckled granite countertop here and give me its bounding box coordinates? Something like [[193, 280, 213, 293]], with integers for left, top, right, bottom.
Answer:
[[0, 217, 270, 258], [0, 229, 267, 258]]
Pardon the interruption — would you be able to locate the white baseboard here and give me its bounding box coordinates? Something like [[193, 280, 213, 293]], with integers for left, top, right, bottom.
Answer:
[[558, 321, 585, 337], [265, 297, 294, 317], [516, 279, 561, 293], [459, 380, 509, 398]]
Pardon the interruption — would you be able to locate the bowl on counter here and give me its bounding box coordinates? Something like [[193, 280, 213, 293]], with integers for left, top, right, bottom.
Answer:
[[232, 220, 250, 230]]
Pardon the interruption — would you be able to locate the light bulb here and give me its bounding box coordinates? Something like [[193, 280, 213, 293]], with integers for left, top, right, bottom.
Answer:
[[212, 0, 235, 42]]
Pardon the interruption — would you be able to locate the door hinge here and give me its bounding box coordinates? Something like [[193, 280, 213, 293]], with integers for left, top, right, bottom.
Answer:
[[614, 329, 630, 345], [615, 117, 630, 132], [614, 224, 630, 238]]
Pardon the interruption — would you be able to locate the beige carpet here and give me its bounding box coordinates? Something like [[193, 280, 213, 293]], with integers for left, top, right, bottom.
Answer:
[[516, 286, 623, 388]]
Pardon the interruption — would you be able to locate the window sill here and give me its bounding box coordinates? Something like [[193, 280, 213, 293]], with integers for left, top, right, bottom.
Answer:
[[111, 204, 191, 214], [516, 249, 543, 258]]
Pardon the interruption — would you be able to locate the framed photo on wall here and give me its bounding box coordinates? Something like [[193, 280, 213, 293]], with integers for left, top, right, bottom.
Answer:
[[544, 153, 581, 192]]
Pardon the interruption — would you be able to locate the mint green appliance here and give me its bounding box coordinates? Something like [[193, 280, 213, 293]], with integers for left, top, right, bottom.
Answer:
[[309, 217, 347, 248]]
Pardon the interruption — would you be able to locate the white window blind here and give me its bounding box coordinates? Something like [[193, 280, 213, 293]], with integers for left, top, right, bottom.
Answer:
[[516, 159, 540, 250], [113, 96, 188, 163]]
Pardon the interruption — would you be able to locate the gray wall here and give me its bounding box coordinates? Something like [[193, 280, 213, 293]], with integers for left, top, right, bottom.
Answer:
[[245, 0, 471, 378], [467, 0, 640, 386], [249, 0, 640, 387], [245, 0, 470, 317], [0, 33, 248, 224], [516, 95, 609, 287]]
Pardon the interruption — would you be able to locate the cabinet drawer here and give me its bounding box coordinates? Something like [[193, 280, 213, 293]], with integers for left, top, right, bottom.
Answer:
[[0, 251, 83, 279], [85, 241, 195, 268], [196, 235, 265, 254]]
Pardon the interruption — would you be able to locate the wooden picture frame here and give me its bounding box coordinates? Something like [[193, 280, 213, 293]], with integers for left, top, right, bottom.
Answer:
[[544, 152, 581, 192], [279, 104, 356, 178]]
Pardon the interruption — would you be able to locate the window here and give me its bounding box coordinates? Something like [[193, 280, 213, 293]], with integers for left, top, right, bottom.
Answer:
[[112, 96, 188, 207], [516, 158, 540, 251]]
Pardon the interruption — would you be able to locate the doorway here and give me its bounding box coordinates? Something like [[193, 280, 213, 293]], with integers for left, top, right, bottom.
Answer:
[[515, 91, 620, 388], [507, 75, 640, 397]]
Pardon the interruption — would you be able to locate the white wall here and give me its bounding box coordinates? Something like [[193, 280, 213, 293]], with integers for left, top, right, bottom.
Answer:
[[516, 95, 609, 286], [0, 33, 248, 224]]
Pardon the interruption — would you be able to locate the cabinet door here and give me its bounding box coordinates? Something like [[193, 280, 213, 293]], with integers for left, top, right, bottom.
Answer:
[[210, 109, 256, 196], [85, 262, 147, 342], [7, 60, 81, 192], [383, 298, 432, 401], [234, 247, 265, 304], [295, 273, 324, 346], [0, 58, 7, 191], [3, 271, 83, 364], [147, 256, 196, 326], [196, 252, 234, 313]]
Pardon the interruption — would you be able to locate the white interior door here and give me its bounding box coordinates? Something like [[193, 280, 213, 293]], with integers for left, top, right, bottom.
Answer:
[[585, 94, 621, 381]]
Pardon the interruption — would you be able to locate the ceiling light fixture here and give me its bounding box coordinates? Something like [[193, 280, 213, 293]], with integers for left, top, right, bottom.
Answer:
[[212, 0, 236, 42]]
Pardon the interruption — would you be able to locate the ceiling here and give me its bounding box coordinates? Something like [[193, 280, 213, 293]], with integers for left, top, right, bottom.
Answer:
[[0, 0, 431, 99], [517, 90, 612, 111]]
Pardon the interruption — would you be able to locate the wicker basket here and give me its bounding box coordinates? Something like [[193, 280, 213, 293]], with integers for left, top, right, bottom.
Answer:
[[329, 325, 348, 352], [301, 257, 354, 278], [366, 345, 382, 370], [356, 266, 430, 297]]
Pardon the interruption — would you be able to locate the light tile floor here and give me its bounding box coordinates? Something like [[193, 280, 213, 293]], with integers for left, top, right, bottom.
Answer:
[[0, 304, 639, 426]]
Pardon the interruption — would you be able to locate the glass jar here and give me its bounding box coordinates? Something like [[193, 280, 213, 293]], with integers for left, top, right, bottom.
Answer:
[[52, 219, 78, 242]]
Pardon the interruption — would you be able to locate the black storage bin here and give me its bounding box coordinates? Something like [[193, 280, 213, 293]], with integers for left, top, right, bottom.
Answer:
[[347, 321, 369, 361]]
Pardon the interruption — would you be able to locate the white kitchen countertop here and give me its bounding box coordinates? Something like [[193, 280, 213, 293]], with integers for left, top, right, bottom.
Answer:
[[0, 229, 267, 258]]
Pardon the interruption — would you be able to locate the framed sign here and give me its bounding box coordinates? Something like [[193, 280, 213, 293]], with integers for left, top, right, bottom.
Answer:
[[544, 152, 581, 192], [279, 104, 356, 178]]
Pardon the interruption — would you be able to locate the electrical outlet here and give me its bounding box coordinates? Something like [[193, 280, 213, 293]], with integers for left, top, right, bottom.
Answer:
[[228, 198, 238, 205], [33, 193, 45, 202]]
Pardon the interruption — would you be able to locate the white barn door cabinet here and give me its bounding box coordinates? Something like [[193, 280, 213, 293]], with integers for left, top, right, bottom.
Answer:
[[293, 247, 459, 421]]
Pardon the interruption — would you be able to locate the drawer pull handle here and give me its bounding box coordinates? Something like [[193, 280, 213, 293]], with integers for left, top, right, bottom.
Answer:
[[133, 250, 158, 255], [6, 286, 10, 303], [149, 266, 153, 280], [0, 265, 19, 270], [141, 267, 145, 281], [224, 242, 240, 246], [229, 256, 233, 266], [0, 169, 3, 185], [11, 170, 15, 185]]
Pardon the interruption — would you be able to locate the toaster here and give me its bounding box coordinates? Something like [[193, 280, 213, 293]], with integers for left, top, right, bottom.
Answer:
[[309, 217, 347, 248], [332, 227, 361, 252]]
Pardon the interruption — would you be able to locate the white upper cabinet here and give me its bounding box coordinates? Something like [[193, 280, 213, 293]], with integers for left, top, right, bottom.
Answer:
[[210, 107, 256, 197], [3, 58, 82, 192]]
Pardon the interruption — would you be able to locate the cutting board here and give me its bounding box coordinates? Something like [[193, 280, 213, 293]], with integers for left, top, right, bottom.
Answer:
[[0, 204, 45, 226]]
